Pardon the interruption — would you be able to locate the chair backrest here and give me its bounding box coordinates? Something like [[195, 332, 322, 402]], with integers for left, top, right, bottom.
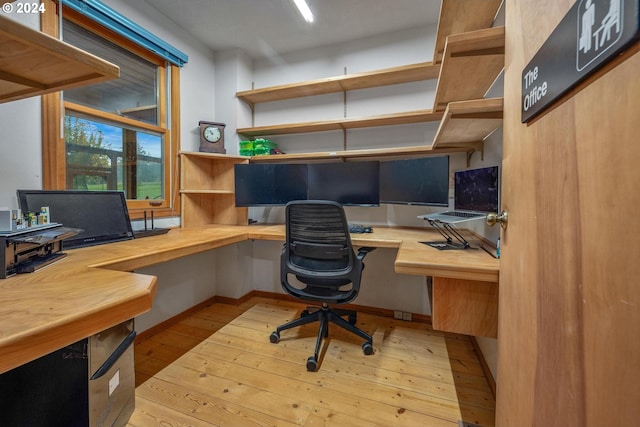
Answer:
[[281, 200, 363, 304]]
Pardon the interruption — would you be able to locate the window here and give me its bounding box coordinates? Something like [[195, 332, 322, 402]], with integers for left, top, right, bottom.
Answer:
[[64, 113, 166, 200], [41, 2, 182, 217]]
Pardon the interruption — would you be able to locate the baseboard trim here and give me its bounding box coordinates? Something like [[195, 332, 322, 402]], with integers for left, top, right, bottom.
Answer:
[[135, 296, 218, 343], [470, 336, 497, 399], [135, 290, 432, 343], [243, 290, 433, 323]]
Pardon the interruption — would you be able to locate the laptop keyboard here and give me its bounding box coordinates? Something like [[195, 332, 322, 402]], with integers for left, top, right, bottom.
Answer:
[[443, 211, 483, 218]]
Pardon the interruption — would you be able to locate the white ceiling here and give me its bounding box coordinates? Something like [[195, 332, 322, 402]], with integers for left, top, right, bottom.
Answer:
[[141, 0, 443, 59]]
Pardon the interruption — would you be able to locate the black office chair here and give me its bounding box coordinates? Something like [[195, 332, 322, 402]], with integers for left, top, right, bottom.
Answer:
[[269, 200, 375, 371]]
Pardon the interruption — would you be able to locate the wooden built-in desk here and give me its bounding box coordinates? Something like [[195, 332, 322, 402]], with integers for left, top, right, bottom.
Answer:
[[0, 224, 499, 374]]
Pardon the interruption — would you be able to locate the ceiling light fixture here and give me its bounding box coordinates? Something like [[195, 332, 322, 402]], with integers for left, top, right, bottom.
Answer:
[[292, 0, 314, 23]]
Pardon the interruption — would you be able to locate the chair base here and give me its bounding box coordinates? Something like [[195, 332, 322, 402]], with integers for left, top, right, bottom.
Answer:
[[270, 303, 373, 372]]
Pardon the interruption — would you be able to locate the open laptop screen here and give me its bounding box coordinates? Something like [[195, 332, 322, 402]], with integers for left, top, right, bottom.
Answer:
[[454, 166, 500, 213], [16, 190, 134, 249]]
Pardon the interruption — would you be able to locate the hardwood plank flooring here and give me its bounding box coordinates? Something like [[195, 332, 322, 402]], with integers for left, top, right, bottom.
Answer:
[[130, 297, 495, 426]]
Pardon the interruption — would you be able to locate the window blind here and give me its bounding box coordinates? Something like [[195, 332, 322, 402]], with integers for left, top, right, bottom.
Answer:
[[61, 0, 189, 66]]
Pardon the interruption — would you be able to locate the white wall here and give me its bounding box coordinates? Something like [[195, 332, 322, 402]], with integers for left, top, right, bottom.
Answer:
[[214, 49, 253, 150], [134, 250, 218, 331], [0, 9, 42, 209]]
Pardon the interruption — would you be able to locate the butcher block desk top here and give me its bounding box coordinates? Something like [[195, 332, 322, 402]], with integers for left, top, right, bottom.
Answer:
[[0, 224, 498, 373]]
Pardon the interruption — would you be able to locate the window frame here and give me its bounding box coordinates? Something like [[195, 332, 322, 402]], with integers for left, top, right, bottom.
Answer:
[[41, 0, 180, 219]]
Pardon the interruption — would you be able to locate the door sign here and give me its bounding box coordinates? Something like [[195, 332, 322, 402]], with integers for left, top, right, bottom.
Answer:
[[521, 0, 640, 123]]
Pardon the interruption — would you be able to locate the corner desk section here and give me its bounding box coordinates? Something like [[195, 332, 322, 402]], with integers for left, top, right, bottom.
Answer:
[[0, 224, 498, 374]]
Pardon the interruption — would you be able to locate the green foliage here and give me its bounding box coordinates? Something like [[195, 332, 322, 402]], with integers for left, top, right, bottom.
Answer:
[[65, 116, 111, 189], [65, 116, 163, 199]]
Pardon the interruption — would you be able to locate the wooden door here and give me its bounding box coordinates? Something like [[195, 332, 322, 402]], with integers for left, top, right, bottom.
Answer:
[[498, 1, 640, 426]]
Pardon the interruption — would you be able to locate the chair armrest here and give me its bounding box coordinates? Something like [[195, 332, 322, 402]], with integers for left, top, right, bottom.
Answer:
[[357, 246, 376, 261]]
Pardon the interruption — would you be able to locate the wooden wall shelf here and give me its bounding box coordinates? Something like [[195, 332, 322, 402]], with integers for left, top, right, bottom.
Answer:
[[0, 14, 119, 104], [247, 145, 471, 163], [237, 109, 444, 137], [432, 26, 505, 112], [432, 0, 503, 64], [432, 97, 503, 149], [236, 62, 440, 106]]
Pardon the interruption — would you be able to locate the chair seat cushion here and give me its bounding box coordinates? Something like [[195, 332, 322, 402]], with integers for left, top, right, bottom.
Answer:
[[299, 283, 351, 297], [295, 275, 351, 287], [290, 254, 349, 272]]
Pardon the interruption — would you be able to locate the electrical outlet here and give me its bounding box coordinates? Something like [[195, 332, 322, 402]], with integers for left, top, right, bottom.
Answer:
[[402, 312, 412, 321], [393, 310, 403, 320]]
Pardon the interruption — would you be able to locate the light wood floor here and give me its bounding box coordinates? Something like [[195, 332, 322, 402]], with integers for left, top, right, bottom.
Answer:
[[129, 297, 495, 426]]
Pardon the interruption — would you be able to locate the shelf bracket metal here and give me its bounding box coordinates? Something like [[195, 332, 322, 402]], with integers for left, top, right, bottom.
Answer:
[[464, 141, 484, 166]]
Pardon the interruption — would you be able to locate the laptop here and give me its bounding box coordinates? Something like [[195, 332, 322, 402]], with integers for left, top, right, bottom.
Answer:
[[17, 190, 135, 249], [419, 165, 500, 224]]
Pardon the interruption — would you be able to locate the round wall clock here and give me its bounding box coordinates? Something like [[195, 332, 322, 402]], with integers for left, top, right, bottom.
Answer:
[[199, 121, 226, 153]]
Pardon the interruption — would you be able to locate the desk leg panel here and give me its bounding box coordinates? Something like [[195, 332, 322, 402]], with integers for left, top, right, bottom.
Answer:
[[432, 277, 498, 338]]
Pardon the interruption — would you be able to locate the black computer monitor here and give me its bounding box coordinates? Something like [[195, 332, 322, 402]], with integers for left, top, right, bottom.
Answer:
[[234, 163, 308, 206], [307, 161, 380, 206], [16, 190, 134, 249], [454, 165, 500, 213], [380, 156, 449, 206]]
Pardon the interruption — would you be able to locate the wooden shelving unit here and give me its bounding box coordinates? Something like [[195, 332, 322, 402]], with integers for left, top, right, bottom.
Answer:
[[0, 14, 119, 103], [234, 3, 505, 162], [237, 109, 444, 137], [182, 0, 506, 227], [236, 62, 440, 106], [432, 26, 505, 112], [432, 0, 503, 64], [180, 152, 248, 227]]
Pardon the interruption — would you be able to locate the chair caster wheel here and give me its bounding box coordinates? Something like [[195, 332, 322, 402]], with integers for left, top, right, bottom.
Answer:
[[270, 331, 280, 343], [362, 342, 373, 355], [306, 356, 318, 372], [348, 314, 357, 324], [301, 309, 310, 317]]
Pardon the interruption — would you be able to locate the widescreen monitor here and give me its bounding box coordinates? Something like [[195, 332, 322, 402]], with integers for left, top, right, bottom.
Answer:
[[380, 156, 449, 206], [16, 190, 134, 249], [234, 163, 308, 206], [307, 161, 380, 206], [454, 165, 500, 213]]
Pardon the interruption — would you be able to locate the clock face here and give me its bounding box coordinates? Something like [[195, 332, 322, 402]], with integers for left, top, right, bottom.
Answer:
[[203, 126, 221, 143]]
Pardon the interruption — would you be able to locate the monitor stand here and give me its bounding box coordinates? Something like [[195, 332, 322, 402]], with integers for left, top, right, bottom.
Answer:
[[422, 219, 471, 250]]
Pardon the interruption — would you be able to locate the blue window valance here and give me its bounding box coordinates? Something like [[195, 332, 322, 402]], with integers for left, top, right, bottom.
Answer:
[[61, 0, 189, 67]]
